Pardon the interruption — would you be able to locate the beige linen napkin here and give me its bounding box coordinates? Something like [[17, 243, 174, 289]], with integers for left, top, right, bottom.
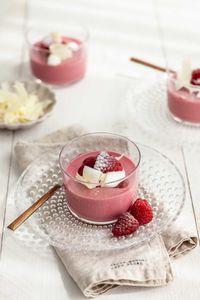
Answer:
[[15, 125, 197, 298]]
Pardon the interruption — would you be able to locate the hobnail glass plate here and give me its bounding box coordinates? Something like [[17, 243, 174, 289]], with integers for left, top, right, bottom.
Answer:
[[14, 144, 185, 251], [124, 77, 200, 145]]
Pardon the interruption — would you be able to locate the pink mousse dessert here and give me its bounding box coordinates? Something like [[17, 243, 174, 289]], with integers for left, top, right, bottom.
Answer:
[[167, 61, 200, 124], [61, 151, 139, 224], [29, 32, 87, 85]]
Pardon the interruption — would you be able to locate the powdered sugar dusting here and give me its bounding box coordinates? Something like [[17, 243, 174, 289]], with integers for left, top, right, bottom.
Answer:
[[94, 151, 111, 171]]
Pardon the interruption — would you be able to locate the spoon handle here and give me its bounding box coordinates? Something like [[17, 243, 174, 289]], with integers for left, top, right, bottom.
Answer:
[[7, 184, 62, 231]]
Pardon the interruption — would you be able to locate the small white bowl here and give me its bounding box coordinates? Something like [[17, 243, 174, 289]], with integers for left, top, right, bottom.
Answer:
[[0, 80, 56, 130]]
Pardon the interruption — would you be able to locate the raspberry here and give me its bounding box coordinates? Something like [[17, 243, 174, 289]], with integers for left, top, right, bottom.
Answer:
[[112, 212, 139, 237], [130, 198, 153, 225], [39, 42, 49, 51], [82, 156, 96, 168], [78, 156, 96, 175], [78, 164, 84, 176], [191, 69, 200, 85], [94, 151, 123, 173]]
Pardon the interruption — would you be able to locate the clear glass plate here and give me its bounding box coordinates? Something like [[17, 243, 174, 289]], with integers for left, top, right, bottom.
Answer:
[[124, 77, 200, 145], [14, 144, 185, 252]]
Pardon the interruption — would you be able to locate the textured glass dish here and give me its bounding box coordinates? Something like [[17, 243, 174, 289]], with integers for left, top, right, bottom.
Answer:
[[124, 77, 200, 145], [14, 144, 185, 252]]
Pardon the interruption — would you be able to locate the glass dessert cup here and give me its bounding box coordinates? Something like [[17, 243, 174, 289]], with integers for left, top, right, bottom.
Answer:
[[59, 133, 141, 225], [25, 22, 89, 86], [167, 71, 200, 125]]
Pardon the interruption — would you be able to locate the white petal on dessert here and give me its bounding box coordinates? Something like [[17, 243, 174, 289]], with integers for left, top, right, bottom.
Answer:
[[176, 58, 192, 90], [75, 172, 99, 189], [47, 54, 62, 66], [83, 166, 103, 183], [50, 44, 73, 60], [67, 41, 79, 52], [102, 170, 126, 188]]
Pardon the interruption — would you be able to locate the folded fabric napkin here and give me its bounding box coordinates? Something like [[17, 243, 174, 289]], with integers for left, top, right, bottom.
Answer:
[[15, 125, 197, 298]]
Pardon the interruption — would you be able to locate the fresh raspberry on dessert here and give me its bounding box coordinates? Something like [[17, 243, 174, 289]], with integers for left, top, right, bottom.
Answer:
[[112, 212, 139, 237], [130, 198, 153, 225], [78, 156, 96, 176], [39, 42, 49, 51], [82, 156, 96, 168], [191, 69, 200, 85], [78, 164, 84, 176], [94, 151, 123, 173]]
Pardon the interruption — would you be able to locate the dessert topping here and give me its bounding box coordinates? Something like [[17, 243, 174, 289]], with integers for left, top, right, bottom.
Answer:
[[42, 32, 79, 66], [175, 59, 200, 96], [130, 198, 153, 225], [75, 151, 125, 189], [94, 151, 123, 173], [67, 41, 79, 52], [112, 212, 139, 237], [176, 58, 192, 90], [76, 166, 103, 189], [0, 82, 51, 124], [47, 54, 62, 66], [49, 43, 73, 60], [191, 69, 200, 86]]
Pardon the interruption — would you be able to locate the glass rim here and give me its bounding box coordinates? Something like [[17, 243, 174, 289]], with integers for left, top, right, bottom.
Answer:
[[24, 22, 89, 53], [59, 132, 141, 185]]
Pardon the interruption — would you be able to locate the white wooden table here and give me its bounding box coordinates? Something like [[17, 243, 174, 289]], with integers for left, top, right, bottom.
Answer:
[[0, 0, 200, 299]]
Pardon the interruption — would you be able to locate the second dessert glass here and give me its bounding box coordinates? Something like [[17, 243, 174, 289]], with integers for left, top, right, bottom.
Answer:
[[167, 59, 200, 125], [26, 22, 89, 86], [59, 133, 141, 224]]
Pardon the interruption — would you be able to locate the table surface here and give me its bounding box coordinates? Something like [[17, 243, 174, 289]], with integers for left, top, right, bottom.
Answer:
[[0, 0, 200, 299]]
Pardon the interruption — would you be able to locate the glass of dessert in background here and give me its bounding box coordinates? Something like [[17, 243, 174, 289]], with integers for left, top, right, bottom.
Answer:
[[59, 133, 141, 224], [26, 22, 89, 86], [167, 59, 200, 125]]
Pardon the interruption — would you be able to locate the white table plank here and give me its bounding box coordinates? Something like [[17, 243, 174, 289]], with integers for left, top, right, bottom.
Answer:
[[182, 145, 200, 239], [155, 0, 200, 68], [0, 0, 27, 255]]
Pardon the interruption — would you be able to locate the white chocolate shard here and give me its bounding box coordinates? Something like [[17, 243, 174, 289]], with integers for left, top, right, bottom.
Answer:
[[83, 166, 104, 184], [102, 170, 126, 188], [50, 32, 62, 43], [75, 172, 97, 189], [50, 43, 73, 60], [75, 166, 104, 189], [67, 41, 79, 52], [176, 59, 192, 90], [47, 54, 62, 66]]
